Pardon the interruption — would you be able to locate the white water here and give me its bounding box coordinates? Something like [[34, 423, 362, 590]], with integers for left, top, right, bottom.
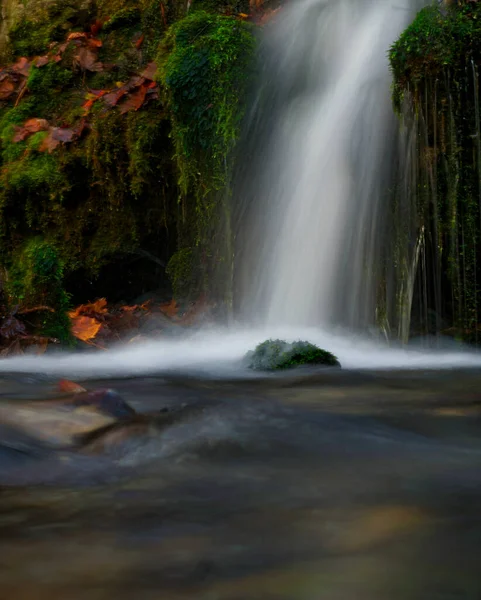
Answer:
[[237, 0, 423, 328], [1, 0, 481, 378]]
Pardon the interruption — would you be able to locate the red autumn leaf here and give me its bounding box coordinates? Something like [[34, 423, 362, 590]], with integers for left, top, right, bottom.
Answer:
[[58, 379, 87, 394], [12, 57, 31, 76], [35, 56, 50, 68], [141, 61, 157, 81]]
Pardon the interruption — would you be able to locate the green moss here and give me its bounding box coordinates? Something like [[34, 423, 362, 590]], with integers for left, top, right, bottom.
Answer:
[[158, 10, 256, 300], [390, 2, 481, 111], [166, 247, 194, 300], [103, 7, 142, 32], [6, 238, 72, 342], [8, 1, 82, 58], [246, 339, 341, 371]]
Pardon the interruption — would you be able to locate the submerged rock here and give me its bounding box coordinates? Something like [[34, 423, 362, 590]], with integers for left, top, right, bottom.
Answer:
[[246, 339, 340, 371]]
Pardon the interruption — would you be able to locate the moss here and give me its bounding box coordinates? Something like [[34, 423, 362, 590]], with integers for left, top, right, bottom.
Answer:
[[103, 7, 142, 32], [158, 10, 256, 299], [390, 1, 481, 342], [6, 238, 72, 342], [246, 339, 341, 371], [8, 0, 86, 58], [166, 247, 194, 300], [390, 2, 481, 111]]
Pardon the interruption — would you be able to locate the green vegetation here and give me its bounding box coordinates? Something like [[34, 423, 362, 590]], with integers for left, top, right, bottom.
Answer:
[[246, 339, 341, 371], [0, 0, 257, 338], [158, 10, 256, 299], [390, 1, 481, 342], [6, 238, 72, 342]]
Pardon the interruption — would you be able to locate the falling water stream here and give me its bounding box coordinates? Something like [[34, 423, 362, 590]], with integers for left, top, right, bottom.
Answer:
[[236, 0, 425, 329]]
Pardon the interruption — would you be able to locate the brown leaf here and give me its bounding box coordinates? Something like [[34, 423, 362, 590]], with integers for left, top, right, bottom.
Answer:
[[135, 34, 145, 50], [13, 118, 49, 142], [35, 56, 50, 68], [119, 83, 148, 113], [141, 61, 157, 81], [12, 57, 31, 76], [74, 47, 103, 72], [103, 87, 128, 107], [71, 316, 102, 342], [0, 76, 16, 100]]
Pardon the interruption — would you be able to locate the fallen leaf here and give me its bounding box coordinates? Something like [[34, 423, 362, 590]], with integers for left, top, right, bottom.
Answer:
[[71, 316, 102, 342], [0, 76, 16, 100], [74, 47, 103, 72], [135, 34, 145, 50], [13, 118, 49, 142], [12, 57, 31, 76], [58, 379, 87, 394], [103, 87, 128, 107], [35, 56, 50, 67], [119, 83, 149, 113], [141, 61, 157, 81], [69, 298, 108, 319], [67, 32, 88, 41]]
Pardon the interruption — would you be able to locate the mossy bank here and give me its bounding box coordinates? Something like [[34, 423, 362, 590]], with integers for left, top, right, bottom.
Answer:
[[0, 0, 258, 339]]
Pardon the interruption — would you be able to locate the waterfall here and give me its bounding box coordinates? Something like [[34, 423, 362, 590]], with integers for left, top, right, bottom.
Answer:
[[235, 0, 423, 330]]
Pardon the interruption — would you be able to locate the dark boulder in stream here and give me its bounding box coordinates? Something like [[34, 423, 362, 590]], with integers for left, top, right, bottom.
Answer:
[[246, 339, 340, 371]]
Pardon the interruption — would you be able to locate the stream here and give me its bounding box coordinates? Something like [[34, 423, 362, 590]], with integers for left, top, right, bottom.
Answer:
[[1, 355, 481, 599]]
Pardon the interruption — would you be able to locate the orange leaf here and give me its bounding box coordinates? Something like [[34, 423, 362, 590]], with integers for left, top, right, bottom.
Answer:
[[71, 316, 102, 342], [135, 34, 145, 50], [119, 84, 148, 113], [67, 32, 88, 41], [58, 379, 87, 394], [0, 76, 16, 100], [12, 57, 31, 76], [69, 298, 108, 319]]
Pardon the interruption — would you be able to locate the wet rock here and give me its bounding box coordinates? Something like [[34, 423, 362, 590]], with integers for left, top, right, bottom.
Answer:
[[246, 339, 340, 371], [0, 402, 115, 448], [72, 389, 136, 420]]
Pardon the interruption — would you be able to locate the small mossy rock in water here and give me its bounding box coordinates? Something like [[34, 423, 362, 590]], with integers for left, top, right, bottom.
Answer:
[[72, 389, 136, 420], [246, 339, 340, 371]]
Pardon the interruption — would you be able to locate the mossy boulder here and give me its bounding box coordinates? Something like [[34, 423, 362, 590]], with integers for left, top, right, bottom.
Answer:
[[246, 339, 340, 371]]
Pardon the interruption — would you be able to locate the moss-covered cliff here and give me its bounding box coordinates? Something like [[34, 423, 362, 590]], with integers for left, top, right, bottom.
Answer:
[[0, 0, 257, 339], [390, 0, 481, 343]]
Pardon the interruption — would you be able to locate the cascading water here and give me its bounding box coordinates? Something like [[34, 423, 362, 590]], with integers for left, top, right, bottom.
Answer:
[[235, 0, 424, 330]]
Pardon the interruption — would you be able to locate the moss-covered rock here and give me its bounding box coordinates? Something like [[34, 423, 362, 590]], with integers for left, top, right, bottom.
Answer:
[[246, 339, 341, 371], [389, 1, 481, 342], [6, 238, 72, 342]]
